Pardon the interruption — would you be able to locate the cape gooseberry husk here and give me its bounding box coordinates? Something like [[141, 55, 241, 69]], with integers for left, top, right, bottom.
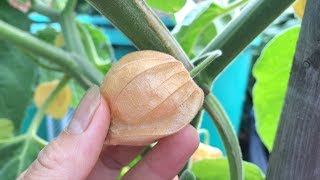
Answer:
[[100, 50, 204, 145], [34, 80, 72, 119]]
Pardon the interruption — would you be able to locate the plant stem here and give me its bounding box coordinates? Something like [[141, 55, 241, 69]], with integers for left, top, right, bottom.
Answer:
[[0, 20, 99, 88], [190, 50, 222, 78], [86, 0, 193, 70], [203, 93, 243, 180], [197, 0, 294, 82], [77, 22, 100, 64], [28, 76, 70, 136], [60, 0, 86, 57], [59, 0, 104, 86], [63, 0, 77, 14], [190, 109, 204, 129], [31, 4, 60, 21], [24, 50, 63, 72], [224, 0, 249, 13]]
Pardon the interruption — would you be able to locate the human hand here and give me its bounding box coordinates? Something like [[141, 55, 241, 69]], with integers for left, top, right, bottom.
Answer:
[[18, 86, 199, 180]]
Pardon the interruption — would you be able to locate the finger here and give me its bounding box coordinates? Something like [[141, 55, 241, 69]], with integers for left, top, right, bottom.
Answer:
[[123, 125, 199, 180], [88, 145, 145, 179], [21, 86, 111, 180]]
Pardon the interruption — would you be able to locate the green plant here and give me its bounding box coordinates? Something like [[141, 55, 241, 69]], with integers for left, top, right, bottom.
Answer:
[[0, 0, 297, 179]]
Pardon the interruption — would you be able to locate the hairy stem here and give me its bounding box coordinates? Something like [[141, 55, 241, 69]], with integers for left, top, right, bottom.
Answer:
[[77, 22, 101, 64], [30, 0, 60, 21], [86, 0, 193, 70], [0, 20, 99, 88], [224, 0, 249, 13], [60, 0, 86, 57], [197, 0, 294, 82], [190, 109, 204, 129], [59, 0, 103, 85], [203, 93, 243, 180], [28, 76, 70, 136], [190, 50, 222, 78]]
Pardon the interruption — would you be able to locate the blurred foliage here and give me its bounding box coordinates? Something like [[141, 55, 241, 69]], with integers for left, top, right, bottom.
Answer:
[[0, 0, 38, 133], [192, 158, 265, 180], [146, 0, 186, 13], [0, 119, 14, 139]]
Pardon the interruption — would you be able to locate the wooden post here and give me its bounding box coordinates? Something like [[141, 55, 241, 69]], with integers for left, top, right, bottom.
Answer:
[[267, 0, 320, 179]]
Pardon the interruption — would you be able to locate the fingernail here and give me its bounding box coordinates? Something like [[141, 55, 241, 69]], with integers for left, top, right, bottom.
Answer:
[[67, 85, 101, 134]]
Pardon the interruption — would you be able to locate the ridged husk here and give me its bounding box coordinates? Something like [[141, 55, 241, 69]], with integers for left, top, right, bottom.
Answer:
[[100, 50, 204, 145]]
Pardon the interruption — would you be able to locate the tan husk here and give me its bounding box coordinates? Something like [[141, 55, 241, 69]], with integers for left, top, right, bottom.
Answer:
[[100, 50, 204, 145]]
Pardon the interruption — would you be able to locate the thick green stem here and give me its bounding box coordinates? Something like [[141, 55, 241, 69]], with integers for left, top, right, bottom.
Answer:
[[224, 0, 249, 13], [60, 0, 87, 57], [190, 50, 222, 78], [198, 0, 294, 82], [28, 76, 70, 136], [203, 93, 243, 180], [0, 20, 100, 88], [86, 0, 193, 70], [30, 4, 60, 21], [190, 109, 204, 129], [59, 0, 103, 86]]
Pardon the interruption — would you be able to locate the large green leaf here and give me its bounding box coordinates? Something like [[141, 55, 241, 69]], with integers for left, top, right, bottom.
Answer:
[[145, 0, 186, 13], [192, 158, 265, 180], [0, 42, 38, 132], [253, 26, 300, 151], [79, 23, 114, 73], [0, 119, 14, 140], [172, 1, 224, 58], [0, 135, 44, 179], [192, 23, 217, 56], [0, 1, 37, 132]]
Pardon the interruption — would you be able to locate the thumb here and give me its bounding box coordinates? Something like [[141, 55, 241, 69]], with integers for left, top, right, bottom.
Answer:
[[22, 86, 110, 179]]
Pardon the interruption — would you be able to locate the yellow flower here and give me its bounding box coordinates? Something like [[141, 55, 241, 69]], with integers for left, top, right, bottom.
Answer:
[[34, 80, 72, 119], [192, 143, 223, 162], [293, 0, 307, 19]]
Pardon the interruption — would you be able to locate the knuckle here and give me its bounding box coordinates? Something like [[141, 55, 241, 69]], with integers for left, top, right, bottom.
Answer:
[[37, 139, 65, 170]]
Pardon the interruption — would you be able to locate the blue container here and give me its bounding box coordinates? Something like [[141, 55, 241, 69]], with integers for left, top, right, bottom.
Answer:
[[28, 14, 254, 152]]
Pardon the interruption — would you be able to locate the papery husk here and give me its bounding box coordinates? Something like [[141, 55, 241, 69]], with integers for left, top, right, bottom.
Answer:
[[100, 50, 204, 145]]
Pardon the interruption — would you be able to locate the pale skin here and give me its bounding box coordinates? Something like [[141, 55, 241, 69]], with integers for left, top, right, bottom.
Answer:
[[18, 86, 200, 180]]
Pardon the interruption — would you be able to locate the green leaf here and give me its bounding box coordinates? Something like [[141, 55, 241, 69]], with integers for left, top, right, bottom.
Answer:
[[0, 119, 14, 140], [35, 26, 59, 44], [253, 26, 300, 151], [145, 0, 186, 13], [78, 23, 114, 73], [0, 1, 37, 133], [0, 135, 44, 179], [192, 23, 217, 56], [0, 42, 38, 132], [81, 23, 115, 62], [192, 158, 265, 180], [172, 1, 224, 58]]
